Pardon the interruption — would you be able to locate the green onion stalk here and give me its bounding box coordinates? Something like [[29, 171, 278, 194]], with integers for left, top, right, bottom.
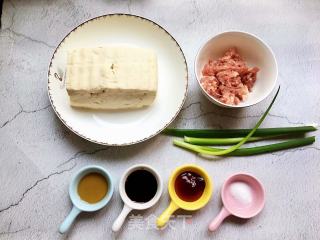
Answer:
[[176, 86, 281, 156], [164, 126, 317, 138], [173, 136, 315, 157]]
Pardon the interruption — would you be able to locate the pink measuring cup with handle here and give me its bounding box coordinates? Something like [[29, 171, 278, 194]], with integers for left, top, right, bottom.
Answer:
[[208, 173, 265, 232]]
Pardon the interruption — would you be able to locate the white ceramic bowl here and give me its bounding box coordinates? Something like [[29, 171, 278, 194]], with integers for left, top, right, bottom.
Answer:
[[195, 31, 278, 108], [48, 14, 188, 146]]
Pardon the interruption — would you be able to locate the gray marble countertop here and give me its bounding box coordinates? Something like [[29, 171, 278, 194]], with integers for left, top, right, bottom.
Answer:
[[0, 0, 319, 239]]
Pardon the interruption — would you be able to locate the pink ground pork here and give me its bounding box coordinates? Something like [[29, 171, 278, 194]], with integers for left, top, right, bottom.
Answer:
[[201, 48, 259, 105]]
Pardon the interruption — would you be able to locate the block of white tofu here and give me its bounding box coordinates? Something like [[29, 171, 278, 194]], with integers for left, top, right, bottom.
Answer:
[[65, 46, 158, 110]]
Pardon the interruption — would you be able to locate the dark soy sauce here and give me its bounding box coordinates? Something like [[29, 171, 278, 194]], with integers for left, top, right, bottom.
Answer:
[[175, 171, 206, 202], [125, 170, 158, 203]]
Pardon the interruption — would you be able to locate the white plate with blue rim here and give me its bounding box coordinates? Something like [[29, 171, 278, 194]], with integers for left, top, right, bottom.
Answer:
[[48, 14, 188, 146]]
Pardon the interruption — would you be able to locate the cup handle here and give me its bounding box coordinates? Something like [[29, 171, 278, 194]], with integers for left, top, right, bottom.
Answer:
[[156, 201, 179, 228], [59, 206, 81, 234], [112, 204, 132, 232], [208, 207, 230, 232]]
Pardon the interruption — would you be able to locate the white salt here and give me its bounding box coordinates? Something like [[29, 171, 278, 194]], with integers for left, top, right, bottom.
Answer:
[[229, 181, 253, 205]]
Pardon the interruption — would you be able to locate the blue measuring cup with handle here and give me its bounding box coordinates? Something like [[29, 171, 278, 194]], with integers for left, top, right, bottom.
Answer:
[[59, 165, 114, 233]]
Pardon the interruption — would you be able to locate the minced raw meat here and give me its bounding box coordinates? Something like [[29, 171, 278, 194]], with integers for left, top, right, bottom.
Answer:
[[200, 48, 259, 105]]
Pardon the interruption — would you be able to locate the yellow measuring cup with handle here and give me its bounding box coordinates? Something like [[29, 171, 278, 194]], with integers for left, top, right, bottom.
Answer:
[[157, 164, 213, 228]]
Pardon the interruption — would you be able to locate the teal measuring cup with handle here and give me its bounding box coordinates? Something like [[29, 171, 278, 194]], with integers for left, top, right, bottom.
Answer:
[[59, 165, 114, 233]]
